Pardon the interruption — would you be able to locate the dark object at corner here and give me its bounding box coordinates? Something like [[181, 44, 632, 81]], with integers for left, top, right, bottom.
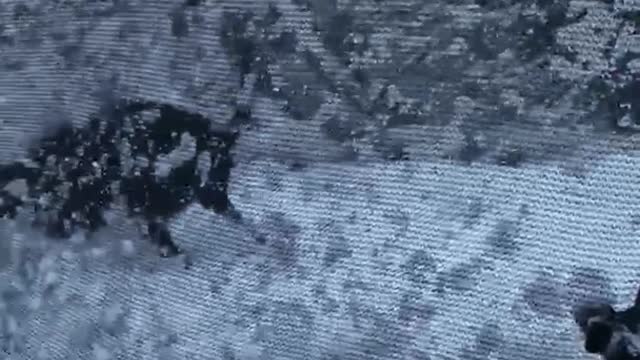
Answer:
[[575, 287, 640, 360]]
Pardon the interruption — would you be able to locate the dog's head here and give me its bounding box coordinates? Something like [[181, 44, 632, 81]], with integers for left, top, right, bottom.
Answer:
[[574, 303, 616, 354], [575, 302, 640, 360]]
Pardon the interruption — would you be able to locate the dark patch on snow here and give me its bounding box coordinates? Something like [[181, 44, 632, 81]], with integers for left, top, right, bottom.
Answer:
[[472, 0, 586, 63], [584, 76, 640, 133], [323, 11, 355, 57], [148, 221, 182, 257], [170, 7, 189, 38], [261, 3, 282, 27], [269, 31, 297, 55], [323, 234, 352, 268], [384, 143, 410, 161], [0, 99, 240, 257], [484, 219, 520, 260], [12, 3, 31, 20], [458, 132, 487, 164], [321, 116, 364, 143], [352, 67, 369, 88], [218, 5, 296, 98], [228, 105, 253, 128], [617, 11, 640, 33], [386, 113, 427, 128], [467, 20, 510, 61], [282, 86, 324, 121], [0, 190, 23, 219], [56, 43, 83, 68], [497, 148, 526, 167], [434, 257, 490, 295], [522, 271, 565, 317], [184, 0, 203, 6], [219, 10, 256, 87]]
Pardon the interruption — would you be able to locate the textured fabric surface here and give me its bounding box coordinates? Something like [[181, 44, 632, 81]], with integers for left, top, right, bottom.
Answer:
[[2, 0, 640, 359]]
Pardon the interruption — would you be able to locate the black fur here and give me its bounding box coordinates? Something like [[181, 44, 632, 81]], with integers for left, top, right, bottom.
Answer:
[[586, 321, 614, 353], [575, 289, 640, 360], [0, 99, 243, 257]]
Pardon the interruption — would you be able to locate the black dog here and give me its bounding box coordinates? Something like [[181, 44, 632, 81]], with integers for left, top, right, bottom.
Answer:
[[575, 288, 640, 360]]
